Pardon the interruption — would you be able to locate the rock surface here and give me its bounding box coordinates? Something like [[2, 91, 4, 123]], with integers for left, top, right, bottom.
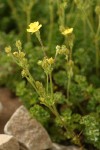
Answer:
[[19, 143, 28, 150], [0, 88, 21, 134], [4, 105, 52, 150], [50, 143, 81, 150], [0, 134, 19, 150]]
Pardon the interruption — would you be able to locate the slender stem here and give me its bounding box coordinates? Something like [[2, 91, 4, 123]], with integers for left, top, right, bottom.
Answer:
[[83, 16, 87, 46], [46, 72, 68, 132], [67, 74, 71, 101], [44, 101, 81, 146], [43, 101, 68, 133], [82, 9, 95, 35], [72, 14, 79, 28], [26, 9, 31, 42], [95, 38, 99, 75], [35, 32, 46, 56], [67, 46, 72, 100], [28, 71, 36, 85], [96, 15, 100, 36], [86, 17, 94, 35], [49, 72, 53, 100], [52, 104, 81, 146], [7, 0, 22, 32], [39, 38, 46, 56], [26, 75, 40, 96], [22, 69, 41, 96], [61, 4, 65, 27], [94, 15, 100, 75], [81, 9, 100, 75], [57, 0, 65, 26], [53, 104, 68, 131], [68, 1, 74, 18], [46, 74, 49, 95], [48, 0, 54, 48]]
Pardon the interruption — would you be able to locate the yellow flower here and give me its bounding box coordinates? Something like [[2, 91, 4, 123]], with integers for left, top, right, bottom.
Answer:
[[27, 21, 42, 33], [62, 28, 73, 35]]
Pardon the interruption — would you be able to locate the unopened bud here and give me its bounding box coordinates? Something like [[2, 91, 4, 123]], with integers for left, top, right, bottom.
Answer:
[[19, 52, 25, 58], [21, 69, 28, 77], [47, 57, 54, 64], [16, 40, 22, 50], [13, 52, 19, 57], [5, 46, 11, 53], [38, 60, 42, 66]]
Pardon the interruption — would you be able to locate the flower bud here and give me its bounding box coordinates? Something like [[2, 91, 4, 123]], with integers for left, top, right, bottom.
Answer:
[[19, 52, 25, 58], [21, 69, 28, 77], [16, 40, 22, 50], [38, 60, 42, 66], [56, 45, 60, 50], [47, 57, 54, 64], [13, 52, 19, 57], [5, 46, 11, 53]]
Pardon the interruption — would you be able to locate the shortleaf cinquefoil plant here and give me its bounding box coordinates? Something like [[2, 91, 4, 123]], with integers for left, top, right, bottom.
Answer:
[[5, 21, 81, 146], [5, 21, 100, 150]]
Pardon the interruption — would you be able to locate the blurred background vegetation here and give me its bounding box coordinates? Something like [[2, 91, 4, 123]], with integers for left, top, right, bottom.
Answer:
[[0, 0, 100, 149]]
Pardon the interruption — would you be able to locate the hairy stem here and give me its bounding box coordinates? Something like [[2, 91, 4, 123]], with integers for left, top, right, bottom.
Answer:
[[49, 72, 53, 100], [46, 74, 49, 95]]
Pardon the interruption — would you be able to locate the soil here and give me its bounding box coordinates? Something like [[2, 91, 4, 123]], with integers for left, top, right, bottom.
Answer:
[[0, 88, 22, 133]]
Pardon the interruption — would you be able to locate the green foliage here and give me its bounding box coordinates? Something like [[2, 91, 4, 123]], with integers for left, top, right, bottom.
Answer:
[[0, 0, 100, 149], [16, 81, 38, 108], [80, 113, 100, 149], [30, 104, 50, 126], [87, 88, 100, 112]]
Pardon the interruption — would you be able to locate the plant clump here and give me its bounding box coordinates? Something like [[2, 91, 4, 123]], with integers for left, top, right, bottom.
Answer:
[[1, 1, 100, 150]]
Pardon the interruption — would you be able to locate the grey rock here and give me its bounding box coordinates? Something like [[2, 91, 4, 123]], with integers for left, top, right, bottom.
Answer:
[[50, 143, 81, 150], [4, 105, 52, 150], [0, 134, 19, 150]]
